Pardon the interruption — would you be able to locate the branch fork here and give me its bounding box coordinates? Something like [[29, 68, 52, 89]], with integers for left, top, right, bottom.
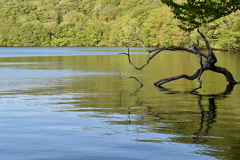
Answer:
[[119, 30, 239, 93]]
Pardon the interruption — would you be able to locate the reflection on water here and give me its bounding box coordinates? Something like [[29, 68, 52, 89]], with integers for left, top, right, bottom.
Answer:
[[0, 47, 240, 160]]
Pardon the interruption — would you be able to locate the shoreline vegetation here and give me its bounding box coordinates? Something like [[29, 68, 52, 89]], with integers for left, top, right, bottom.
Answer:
[[0, 46, 239, 52], [0, 0, 239, 51]]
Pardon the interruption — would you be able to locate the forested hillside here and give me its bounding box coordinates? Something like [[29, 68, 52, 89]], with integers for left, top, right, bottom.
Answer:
[[0, 0, 239, 50]]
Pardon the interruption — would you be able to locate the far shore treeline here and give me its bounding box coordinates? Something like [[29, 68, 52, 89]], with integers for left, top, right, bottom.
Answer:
[[0, 0, 239, 50]]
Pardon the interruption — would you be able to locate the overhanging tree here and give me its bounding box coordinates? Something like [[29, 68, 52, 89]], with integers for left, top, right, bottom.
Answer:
[[161, 0, 240, 31], [120, 0, 240, 92]]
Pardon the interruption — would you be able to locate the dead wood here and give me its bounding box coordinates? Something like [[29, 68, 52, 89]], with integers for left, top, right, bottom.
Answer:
[[119, 30, 239, 92]]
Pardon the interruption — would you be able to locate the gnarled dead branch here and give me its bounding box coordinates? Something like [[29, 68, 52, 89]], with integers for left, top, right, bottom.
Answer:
[[119, 30, 239, 92]]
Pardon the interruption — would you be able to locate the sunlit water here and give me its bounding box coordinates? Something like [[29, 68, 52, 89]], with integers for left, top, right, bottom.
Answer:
[[0, 47, 240, 160]]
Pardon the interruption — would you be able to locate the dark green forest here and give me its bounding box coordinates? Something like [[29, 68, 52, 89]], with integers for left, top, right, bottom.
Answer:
[[0, 0, 239, 50]]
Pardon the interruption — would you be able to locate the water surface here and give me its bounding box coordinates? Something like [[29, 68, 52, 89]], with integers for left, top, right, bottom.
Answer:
[[0, 47, 240, 160]]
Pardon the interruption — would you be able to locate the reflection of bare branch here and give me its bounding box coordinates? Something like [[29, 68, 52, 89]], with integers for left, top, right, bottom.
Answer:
[[157, 81, 237, 97], [156, 83, 236, 144], [128, 110, 131, 124], [193, 96, 217, 144]]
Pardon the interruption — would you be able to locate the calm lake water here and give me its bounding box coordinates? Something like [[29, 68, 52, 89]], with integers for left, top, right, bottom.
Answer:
[[0, 47, 240, 160]]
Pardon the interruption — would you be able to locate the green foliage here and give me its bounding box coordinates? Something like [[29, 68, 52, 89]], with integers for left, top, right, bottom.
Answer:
[[161, 0, 240, 31], [0, 0, 239, 50]]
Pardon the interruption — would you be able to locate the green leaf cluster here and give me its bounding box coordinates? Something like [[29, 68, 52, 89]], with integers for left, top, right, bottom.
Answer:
[[161, 0, 240, 31], [0, 0, 239, 50]]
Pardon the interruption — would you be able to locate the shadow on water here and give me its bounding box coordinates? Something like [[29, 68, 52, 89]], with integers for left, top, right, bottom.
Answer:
[[190, 84, 236, 144], [123, 83, 240, 159]]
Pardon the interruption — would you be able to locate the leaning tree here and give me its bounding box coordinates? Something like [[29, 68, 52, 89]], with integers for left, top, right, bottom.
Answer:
[[119, 0, 240, 93]]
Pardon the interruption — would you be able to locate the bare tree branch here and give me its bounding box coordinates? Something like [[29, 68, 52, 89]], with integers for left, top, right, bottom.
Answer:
[[130, 33, 150, 52], [154, 68, 203, 86], [119, 71, 143, 88], [119, 45, 209, 71], [110, 61, 143, 88], [190, 40, 204, 93], [119, 30, 239, 92], [197, 29, 217, 65]]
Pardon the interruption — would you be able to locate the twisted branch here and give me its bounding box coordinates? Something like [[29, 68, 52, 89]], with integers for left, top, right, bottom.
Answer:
[[119, 30, 239, 92], [119, 46, 208, 70]]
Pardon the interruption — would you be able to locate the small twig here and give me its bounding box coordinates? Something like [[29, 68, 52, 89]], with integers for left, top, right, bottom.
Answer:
[[119, 71, 144, 87], [130, 33, 151, 53], [190, 79, 202, 93], [110, 62, 144, 88]]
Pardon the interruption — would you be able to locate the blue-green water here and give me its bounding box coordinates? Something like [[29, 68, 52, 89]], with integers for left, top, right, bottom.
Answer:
[[0, 47, 240, 160]]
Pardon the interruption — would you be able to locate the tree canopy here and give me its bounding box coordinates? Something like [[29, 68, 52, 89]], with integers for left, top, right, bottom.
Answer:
[[161, 0, 240, 31], [0, 0, 239, 50]]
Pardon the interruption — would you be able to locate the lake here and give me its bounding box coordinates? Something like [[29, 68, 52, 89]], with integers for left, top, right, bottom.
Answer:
[[0, 47, 240, 160]]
